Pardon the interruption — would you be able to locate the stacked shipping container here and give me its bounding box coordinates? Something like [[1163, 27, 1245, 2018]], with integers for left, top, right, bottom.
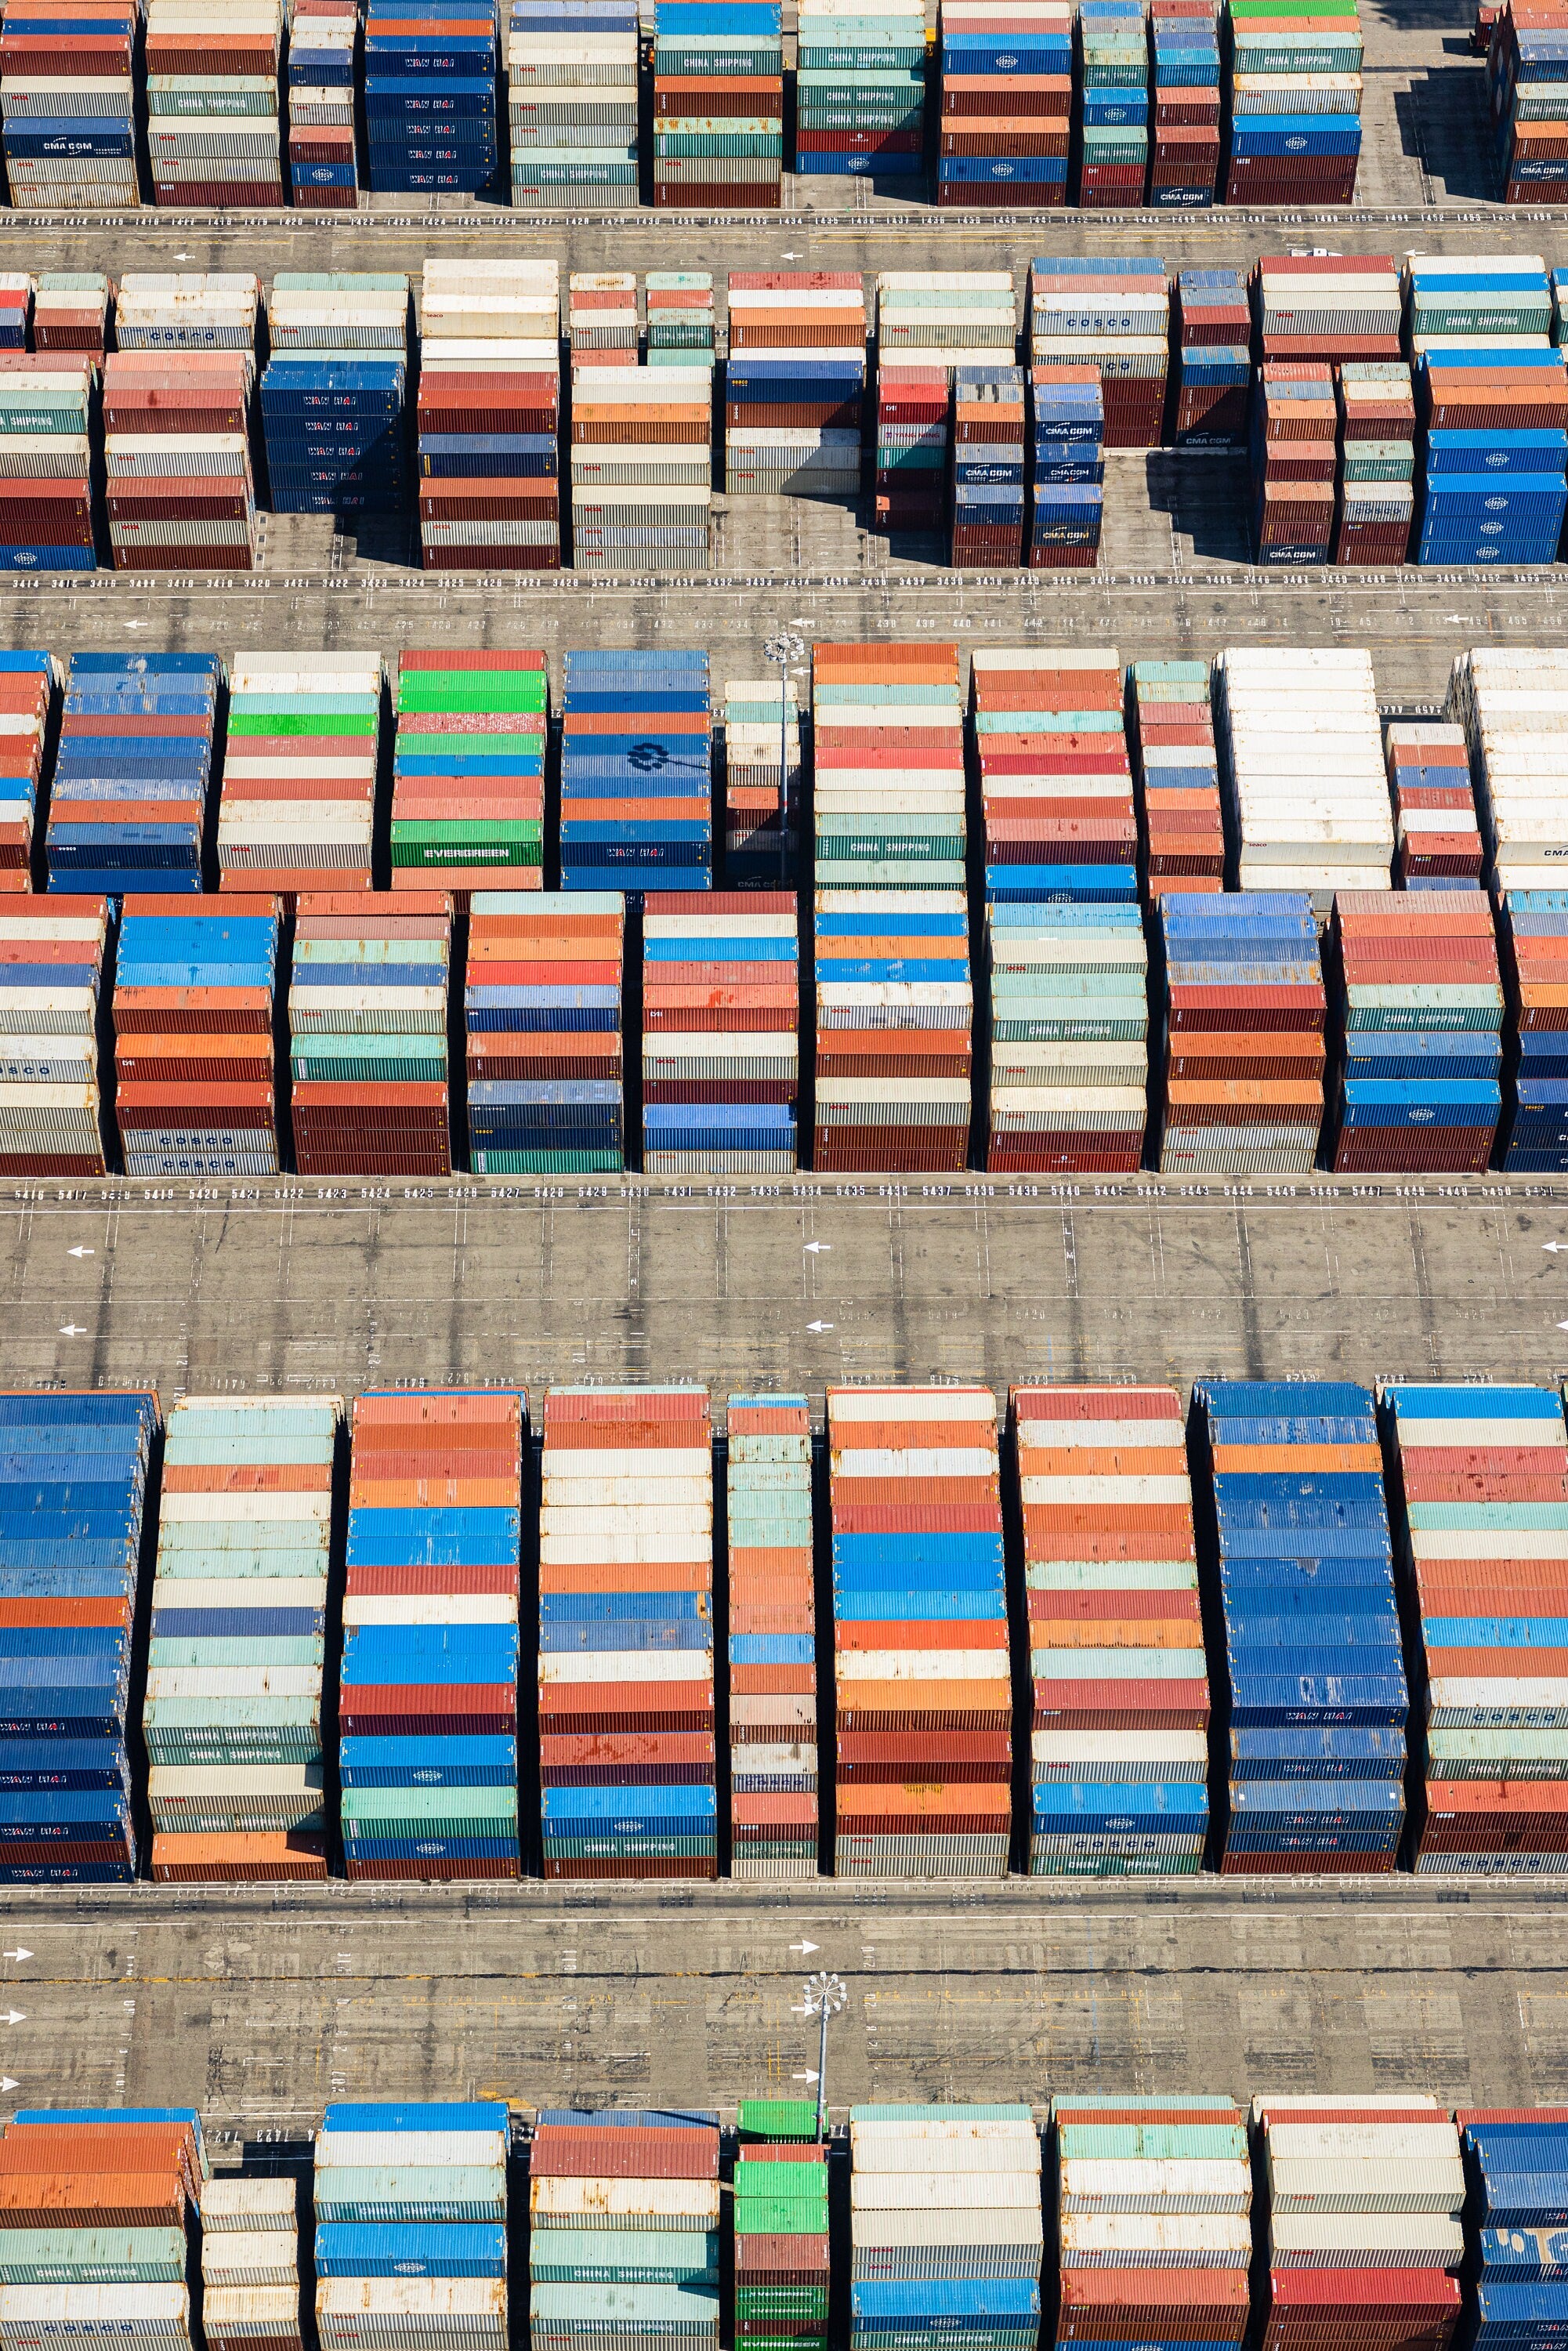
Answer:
[[528, 2110, 719, 2351], [795, 0, 925, 183], [1385, 720, 1483, 888], [0, 1, 139, 210], [111, 896, 281, 1178], [849, 2106, 1043, 2350], [1487, 3, 1568, 201], [1452, 646, 1568, 896], [0, 2107, 207, 2342], [0, 356, 96, 574], [936, 0, 1072, 211], [973, 644, 1136, 905], [1497, 888, 1568, 1172], [259, 277, 408, 520], [32, 273, 109, 358], [417, 259, 561, 573], [314, 2102, 509, 2351], [390, 650, 546, 897], [813, 888, 972, 1172], [1077, 0, 1150, 205], [983, 901, 1149, 1173], [466, 889, 626, 1174], [1027, 365, 1103, 569], [144, 0, 284, 207], [1129, 657, 1226, 893], [0, 648, 49, 877], [641, 893, 798, 1173], [734, 2104, 828, 2351], [1248, 364, 1337, 567], [286, 0, 361, 208], [101, 348, 259, 574], [950, 368, 1025, 569], [1053, 2092, 1250, 2324], [1148, 0, 1222, 203], [1334, 360, 1417, 566], [1156, 892, 1327, 1176], [569, 364, 713, 573], [505, 0, 641, 212], [288, 892, 454, 1176], [1172, 268, 1250, 446], [201, 2174, 302, 2351], [812, 640, 965, 892], [559, 650, 712, 898], [46, 650, 219, 898], [1027, 257, 1169, 451], [217, 651, 380, 900], [1464, 2109, 1568, 2350], [722, 674, 799, 883], [1328, 891, 1504, 1174], [1216, 645, 1393, 900], [1222, 0, 1364, 202], [728, 1393, 816, 1878], [724, 272, 866, 505], [0, 896, 108, 1178], [653, 0, 784, 208], [364, 0, 500, 194]]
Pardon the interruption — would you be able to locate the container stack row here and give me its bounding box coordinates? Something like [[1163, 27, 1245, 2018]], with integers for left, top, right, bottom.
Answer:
[[1497, 890, 1568, 1172], [975, 644, 1136, 906], [727, 1393, 817, 1878], [287, 893, 454, 1178], [528, 2110, 719, 2351], [1027, 255, 1170, 449], [506, 0, 639, 212], [0, 896, 109, 1177], [201, 2173, 303, 2351], [936, 0, 1072, 210], [849, 2106, 1043, 2351], [1215, 644, 1392, 900], [0, 356, 96, 574], [722, 672, 800, 884], [467, 890, 626, 1176], [723, 270, 865, 503], [1172, 267, 1250, 444], [652, 2, 783, 209], [1487, 1, 1568, 201], [314, 2102, 509, 2351], [259, 273, 409, 520], [1028, 364, 1104, 569], [146, 1393, 337, 1882], [1129, 657, 1225, 893], [1327, 889, 1504, 1175], [286, 0, 361, 209], [795, 0, 924, 183], [217, 651, 380, 899], [1222, 0, 1363, 204], [0, 652, 52, 881], [1148, 0, 1221, 204], [1053, 2092, 1249, 2347], [1155, 890, 1326, 1177], [950, 368, 1025, 569], [110, 895, 281, 1179], [813, 889, 972, 1174], [0, 3, 138, 212], [389, 650, 546, 897], [733, 2103, 829, 2351], [1077, 0, 1150, 204], [641, 892, 798, 1174], [365, 0, 501, 196], [144, 0, 284, 209], [0, 2108, 206, 2350], [1335, 359, 1416, 563], [1465, 2108, 1568, 2351], [103, 285, 261, 573], [417, 259, 561, 573], [559, 650, 712, 897], [45, 650, 218, 897], [982, 900, 1149, 1173], [1386, 719, 1483, 888], [811, 639, 965, 893], [570, 363, 713, 573], [569, 271, 636, 370]]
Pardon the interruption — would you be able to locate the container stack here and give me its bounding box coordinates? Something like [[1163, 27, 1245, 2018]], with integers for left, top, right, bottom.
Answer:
[[101, 348, 259, 574], [1129, 657, 1226, 895], [112, 897, 281, 1179], [0, 897, 109, 1179], [1148, 0, 1222, 204], [1255, 2097, 1464, 2351], [114, 270, 259, 354], [0, 2, 138, 211], [811, 639, 965, 893], [569, 272, 639, 371], [528, 2110, 719, 2351], [722, 674, 800, 883], [267, 270, 410, 364], [1172, 268, 1251, 446], [951, 368, 1026, 569], [1012, 1385, 1208, 1874], [648, 273, 715, 367], [145, 0, 286, 208], [568, 365, 714, 574], [201, 2175, 302, 2351], [364, 0, 501, 194], [935, 0, 1073, 211], [813, 889, 972, 1172], [32, 275, 110, 358], [1403, 251, 1553, 356], [339, 1397, 523, 1881], [0, 648, 49, 882], [983, 901, 1149, 1173], [1414, 352, 1568, 569], [1027, 366, 1104, 569], [287, 0, 361, 208], [145, 1393, 338, 1883], [315, 2102, 509, 2351], [1216, 644, 1393, 901], [1194, 1378, 1409, 1875], [505, 0, 641, 212], [1450, 647, 1568, 900], [724, 271, 867, 506], [733, 2104, 829, 2349], [0, 356, 95, 574], [1248, 363, 1337, 568], [828, 1385, 1010, 1878], [795, 0, 926, 184], [559, 649, 713, 898], [1334, 360, 1417, 565], [288, 893, 454, 1176], [1251, 252, 1400, 367], [0, 2107, 206, 2321], [653, 0, 784, 207], [537, 1386, 717, 1880], [728, 1393, 817, 1878], [1384, 1382, 1568, 1874], [417, 259, 562, 574], [390, 650, 546, 898], [641, 892, 799, 1173], [1328, 891, 1504, 1175], [849, 2106, 1043, 2350], [0, 1386, 157, 1884], [1488, 2, 1568, 201], [1156, 893, 1327, 1176], [1497, 889, 1568, 1172], [1027, 256, 1170, 449], [1385, 720, 1483, 889], [1077, 0, 1150, 205], [972, 643, 1137, 907], [1222, 0, 1364, 202], [45, 650, 219, 900], [260, 278, 410, 520], [1054, 2094, 1249, 2351], [879, 273, 1018, 372], [465, 889, 626, 1175], [875, 360, 951, 538], [217, 651, 381, 900], [1465, 2108, 1568, 2351]]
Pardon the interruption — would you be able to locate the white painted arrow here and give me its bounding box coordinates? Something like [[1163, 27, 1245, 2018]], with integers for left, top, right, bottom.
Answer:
[[802, 1241, 831, 1254], [66, 1247, 93, 1259], [806, 1320, 835, 1335], [1556, 1320, 1568, 1331], [791, 2071, 820, 2083], [1, 2012, 26, 2027], [57, 1326, 85, 1338], [0, 2080, 20, 2094], [1547, 1242, 1568, 1253], [789, 1939, 820, 1956], [2, 1951, 31, 1964]]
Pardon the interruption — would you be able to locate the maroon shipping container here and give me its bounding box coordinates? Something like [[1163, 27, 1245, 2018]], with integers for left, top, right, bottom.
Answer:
[[988, 1139, 1143, 1173], [338, 1686, 516, 1737], [1332, 1125, 1494, 1175], [346, 1857, 519, 1881], [1032, 1680, 1211, 1730], [530, 2132, 718, 2181], [542, 1857, 719, 1878]]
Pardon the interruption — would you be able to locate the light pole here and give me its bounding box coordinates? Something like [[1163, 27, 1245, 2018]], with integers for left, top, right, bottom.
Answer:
[[799, 1968, 847, 2143], [762, 629, 805, 884]]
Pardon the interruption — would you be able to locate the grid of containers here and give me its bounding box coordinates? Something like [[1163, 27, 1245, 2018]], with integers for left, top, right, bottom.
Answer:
[[1156, 892, 1327, 1176], [569, 271, 637, 369], [0, 648, 50, 881], [390, 650, 546, 897], [465, 889, 625, 1174], [339, 1396, 523, 1880], [46, 650, 219, 899], [936, 0, 1072, 211], [0, 2, 139, 211], [1027, 365, 1103, 569], [559, 650, 712, 897], [569, 364, 714, 573], [528, 2110, 719, 2351], [143, 0, 284, 207], [0, 357, 96, 575], [0, 897, 108, 1179], [1172, 268, 1250, 446], [145, 1393, 337, 1882], [505, 0, 641, 212], [1129, 657, 1226, 893], [795, 0, 925, 183], [287, 0, 361, 207], [727, 1393, 816, 1879], [876, 273, 1016, 538], [813, 889, 972, 1173], [983, 901, 1149, 1173], [114, 269, 258, 351], [1465, 2107, 1568, 2351], [1415, 343, 1568, 567], [1222, 0, 1364, 202], [201, 2172, 302, 2351], [1252, 252, 1401, 367], [1148, 0, 1222, 203], [725, 272, 866, 508], [1077, 0, 1150, 205], [1327, 890, 1504, 1175], [1054, 2092, 1250, 2338], [259, 275, 408, 520], [1384, 1382, 1568, 1875], [1195, 1378, 1408, 1875], [951, 368, 1025, 568], [812, 639, 965, 893], [1487, 2, 1568, 202], [974, 644, 1136, 906], [1027, 257, 1170, 450], [537, 1385, 717, 1879], [1386, 719, 1483, 888], [828, 1385, 1010, 1878], [1452, 646, 1568, 900], [33, 272, 109, 358], [217, 652, 380, 898], [1255, 2096, 1464, 2351], [365, 0, 500, 194], [0, 2106, 208, 2344], [1496, 889, 1568, 1172], [1216, 645, 1394, 901], [849, 2106, 1042, 2351], [101, 345, 259, 573], [722, 672, 799, 883], [314, 2101, 509, 2351], [1013, 1384, 1208, 1875], [642, 893, 798, 1173], [417, 259, 561, 574], [0, 1387, 156, 1883], [1335, 360, 1417, 564], [288, 893, 454, 1176], [1248, 364, 1337, 567], [734, 2103, 828, 2351], [111, 897, 281, 1179], [653, 1, 784, 208], [875, 360, 948, 538]]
